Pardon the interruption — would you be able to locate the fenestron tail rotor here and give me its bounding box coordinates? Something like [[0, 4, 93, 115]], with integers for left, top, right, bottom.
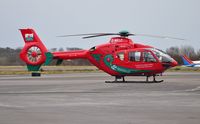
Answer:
[[26, 46, 42, 64]]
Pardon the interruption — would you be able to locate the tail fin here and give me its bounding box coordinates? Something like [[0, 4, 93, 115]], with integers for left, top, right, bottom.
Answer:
[[181, 55, 193, 65], [19, 29, 49, 71]]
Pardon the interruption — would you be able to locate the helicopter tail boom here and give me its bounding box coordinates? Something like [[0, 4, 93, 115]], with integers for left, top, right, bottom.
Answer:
[[52, 50, 88, 60]]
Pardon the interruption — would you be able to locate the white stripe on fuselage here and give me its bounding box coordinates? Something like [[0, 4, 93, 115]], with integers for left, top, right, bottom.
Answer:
[[193, 64, 200, 68], [192, 61, 200, 64]]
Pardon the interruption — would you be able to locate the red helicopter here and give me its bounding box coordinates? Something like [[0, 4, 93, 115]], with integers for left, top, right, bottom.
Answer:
[[19, 28, 179, 83]]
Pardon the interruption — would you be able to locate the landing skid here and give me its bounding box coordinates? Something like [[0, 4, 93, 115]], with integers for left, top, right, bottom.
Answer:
[[105, 80, 163, 83], [105, 75, 163, 83]]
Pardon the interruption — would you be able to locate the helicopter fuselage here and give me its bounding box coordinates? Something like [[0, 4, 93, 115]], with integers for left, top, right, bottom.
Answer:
[[53, 37, 177, 77]]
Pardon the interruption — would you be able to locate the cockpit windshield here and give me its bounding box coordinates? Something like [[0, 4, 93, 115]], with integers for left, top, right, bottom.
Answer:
[[148, 48, 174, 63]]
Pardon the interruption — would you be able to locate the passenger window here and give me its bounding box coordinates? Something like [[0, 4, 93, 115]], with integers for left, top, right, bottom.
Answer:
[[143, 51, 156, 62], [129, 51, 141, 62], [117, 52, 125, 61]]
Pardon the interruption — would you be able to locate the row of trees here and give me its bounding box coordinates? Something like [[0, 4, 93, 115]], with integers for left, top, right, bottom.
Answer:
[[0, 46, 199, 65], [166, 45, 200, 64], [0, 47, 22, 65]]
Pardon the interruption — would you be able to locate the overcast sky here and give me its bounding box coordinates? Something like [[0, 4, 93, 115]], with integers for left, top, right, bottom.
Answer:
[[0, 0, 200, 51]]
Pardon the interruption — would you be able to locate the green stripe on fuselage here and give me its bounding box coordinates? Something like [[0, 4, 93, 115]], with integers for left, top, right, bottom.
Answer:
[[104, 54, 150, 74]]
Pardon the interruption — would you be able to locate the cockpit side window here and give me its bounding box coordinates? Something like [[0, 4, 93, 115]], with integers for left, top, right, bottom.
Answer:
[[117, 52, 125, 61], [152, 48, 173, 63], [143, 51, 157, 62], [129, 51, 141, 62]]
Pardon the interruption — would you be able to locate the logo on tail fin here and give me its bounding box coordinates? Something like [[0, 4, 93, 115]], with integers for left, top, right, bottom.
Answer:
[[181, 55, 193, 65], [25, 33, 34, 41]]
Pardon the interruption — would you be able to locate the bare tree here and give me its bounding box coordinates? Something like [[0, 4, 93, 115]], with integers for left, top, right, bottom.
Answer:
[[58, 47, 64, 51]]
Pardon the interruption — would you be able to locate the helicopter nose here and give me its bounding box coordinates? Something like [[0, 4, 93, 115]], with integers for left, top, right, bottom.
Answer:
[[171, 60, 178, 67]]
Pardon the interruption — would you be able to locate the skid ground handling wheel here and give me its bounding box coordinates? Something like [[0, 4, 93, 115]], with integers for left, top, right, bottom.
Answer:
[[31, 72, 41, 77]]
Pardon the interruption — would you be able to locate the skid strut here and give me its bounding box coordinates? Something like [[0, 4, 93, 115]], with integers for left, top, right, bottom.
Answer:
[[115, 76, 125, 82], [146, 75, 163, 83]]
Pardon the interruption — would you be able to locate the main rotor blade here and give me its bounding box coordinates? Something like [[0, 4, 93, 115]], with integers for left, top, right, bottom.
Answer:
[[133, 34, 186, 40], [57, 33, 105, 37], [57, 32, 186, 41], [82, 33, 118, 39]]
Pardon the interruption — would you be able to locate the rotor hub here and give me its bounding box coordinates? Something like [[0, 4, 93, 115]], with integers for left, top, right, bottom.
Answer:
[[31, 51, 38, 57], [119, 30, 130, 37]]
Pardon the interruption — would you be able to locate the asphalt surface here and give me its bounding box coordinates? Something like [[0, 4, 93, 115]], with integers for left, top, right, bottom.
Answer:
[[0, 72, 200, 124]]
